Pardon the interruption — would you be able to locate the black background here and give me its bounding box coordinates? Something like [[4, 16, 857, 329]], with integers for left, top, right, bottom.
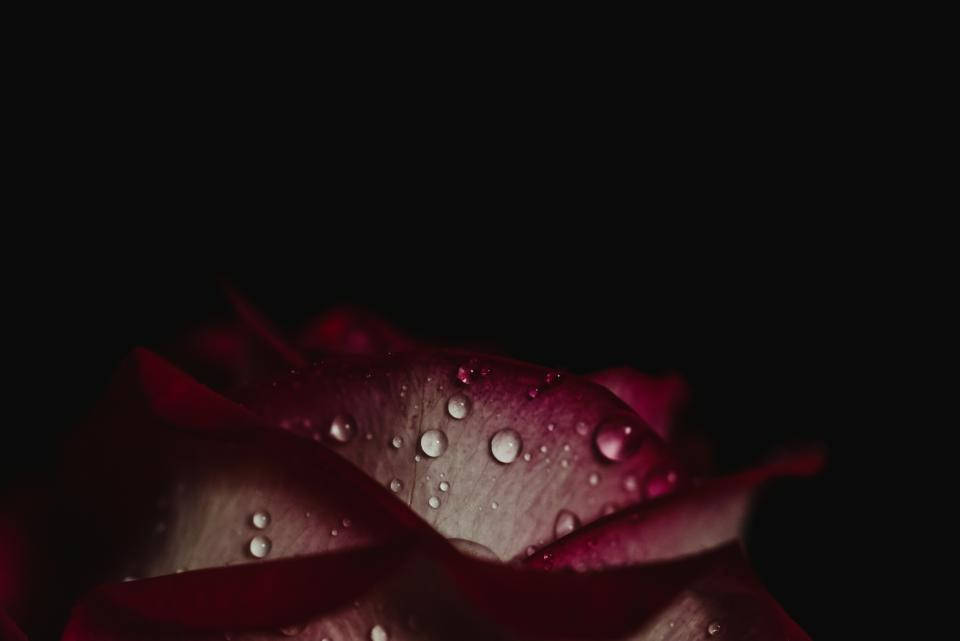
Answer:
[[7, 251, 844, 638]]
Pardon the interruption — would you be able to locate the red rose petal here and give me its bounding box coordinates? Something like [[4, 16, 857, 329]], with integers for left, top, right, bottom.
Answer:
[[587, 368, 689, 441], [525, 449, 825, 570], [223, 285, 308, 370], [297, 305, 417, 355]]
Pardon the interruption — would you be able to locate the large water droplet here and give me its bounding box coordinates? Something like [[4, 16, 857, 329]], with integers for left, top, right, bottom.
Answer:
[[490, 428, 522, 464], [428, 496, 440, 509], [594, 414, 648, 461], [251, 510, 270, 529], [554, 509, 581, 539], [420, 430, 448, 458], [439, 481, 450, 492], [248, 535, 272, 558], [707, 621, 722, 636], [644, 469, 679, 499], [370, 624, 388, 641], [327, 413, 357, 444], [447, 394, 471, 419], [450, 538, 500, 561], [391, 435, 403, 449], [389, 478, 403, 493]]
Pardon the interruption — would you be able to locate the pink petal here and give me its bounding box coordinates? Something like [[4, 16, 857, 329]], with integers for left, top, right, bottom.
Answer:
[[587, 368, 689, 441]]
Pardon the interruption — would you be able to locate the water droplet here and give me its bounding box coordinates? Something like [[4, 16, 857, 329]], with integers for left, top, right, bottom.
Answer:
[[327, 413, 357, 444], [539, 445, 548, 454], [414, 454, 422, 462], [342, 518, 352, 528], [331, 529, 339, 537], [602, 502, 618, 515], [439, 481, 450, 492], [420, 430, 448, 458], [365, 432, 373, 441], [644, 469, 679, 499], [547, 423, 555, 431], [526, 545, 537, 556], [527, 386, 540, 399], [563, 444, 571, 452], [428, 496, 440, 509], [279, 623, 304, 636], [391, 435, 403, 449], [707, 621, 722, 636], [490, 428, 523, 464], [457, 361, 479, 385], [575, 421, 590, 436], [248, 535, 272, 558], [588, 472, 600, 486], [370, 624, 388, 641], [122, 575, 137, 582], [251, 510, 270, 529], [447, 394, 471, 419], [491, 501, 499, 509], [450, 538, 500, 561], [594, 414, 648, 461], [560, 459, 570, 468], [389, 478, 403, 493], [554, 509, 581, 539], [523, 452, 532, 461], [545, 371, 561, 385], [622, 474, 639, 492]]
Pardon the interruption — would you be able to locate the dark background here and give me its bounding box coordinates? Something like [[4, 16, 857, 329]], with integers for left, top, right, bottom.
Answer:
[[8, 256, 844, 638]]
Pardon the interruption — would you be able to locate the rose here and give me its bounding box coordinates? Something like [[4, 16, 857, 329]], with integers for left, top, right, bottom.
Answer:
[[1, 293, 822, 640]]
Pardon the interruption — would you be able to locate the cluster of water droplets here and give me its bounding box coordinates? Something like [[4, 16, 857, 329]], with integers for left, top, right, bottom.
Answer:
[[248, 509, 272, 558]]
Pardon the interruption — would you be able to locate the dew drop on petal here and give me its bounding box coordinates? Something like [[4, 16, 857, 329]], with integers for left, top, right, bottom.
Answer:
[[439, 481, 450, 492], [428, 496, 440, 509], [588, 472, 600, 486], [545, 371, 562, 385], [707, 621, 722, 636], [575, 421, 590, 436], [251, 510, 270, 529], [527, 386, 540, 399], [342, 518, 351, 528], [622, 474, 639, 493], [391, 435, 403, 449], [490, 428, 522, 464], [279, 624, 304, 636], [389, 478, 403, 493], [602, 502, 618, 515], [554, 509, 581, 539], [594, 414, 648, 461], [450, 538, 500, 561], [327, 413, 357, 444], [526, 545, 536, 556], [491, 501, 499, 509], [370, 624, 388, 641], [644, 469, 679, 499], [414, 454, 422, 462], [539, 445, 548, 454], [248, 535, 272, 558], [523, 452, 532, 461], [420, 430, 448, 458], [447, 394, 471, 419], [560, 459, 570, 468], [331, 529, 339, 537]]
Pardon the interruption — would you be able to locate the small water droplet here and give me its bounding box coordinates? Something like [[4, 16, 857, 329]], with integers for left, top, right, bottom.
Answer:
[[547, 423, 555, 432], [414, 454, 421, 462], [527, 386, 540, 399], [575, 421, 589, 436], [420, 429, 448, 458], [457, 360, 480, 385], [539, 445, 548, 453], [523, 452, 532, 461], [447, 394, 471, 419], [490, 428, 523, 464], [439, 481, 450, 492], [526, 545, 536, 556], [391, 435, 403, 448], [369, 624, 388, 641], [595, 414, 648, 461], [491, 501, 499, 509], [602, 502, 618, 515], [644, 469, 679, 499], [279, 623, 304, 636], [560, 459, 570, 468], [450, 538, 500, 561], [327, 413, 357, 444], [588, 472, 600, 486], [554, 509, 581, 539], [545, 371, 562, 385], [707, 621, 722, 636], [342, 518, 352, 528], [428, 496, 440, 509], [251, 510, 270, 529], [248, 535, 272, 558], [365, 432, 373, 441], [390, 478, 403, 493], [622, 474, 639, 492], [331, 529, 339, 537], [563, 444, 571, 452], [122, 575, 137, 582]]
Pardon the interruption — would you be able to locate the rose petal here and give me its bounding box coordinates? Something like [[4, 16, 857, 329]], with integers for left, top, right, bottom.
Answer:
[[223, 285, 308, 370], [297, 305, 416, 355], [525, 449, 825, 570], [233, 351, 684, 561], [1, 609, 28, 641], [586, 368, 689, 441]]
